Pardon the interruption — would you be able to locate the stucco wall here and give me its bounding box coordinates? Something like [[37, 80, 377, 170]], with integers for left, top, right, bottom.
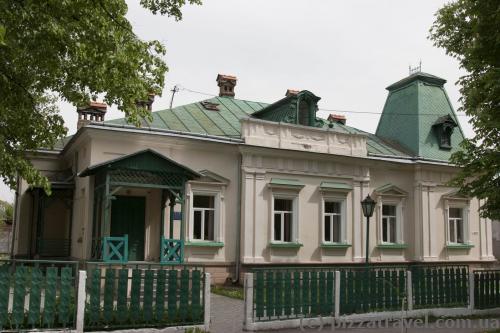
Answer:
[[240, 145, 495, 265]]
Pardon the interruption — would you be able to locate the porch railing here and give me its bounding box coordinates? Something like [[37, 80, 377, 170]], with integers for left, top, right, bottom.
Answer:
[[102, 235, 128, 263], [161, 237, 184, 264]]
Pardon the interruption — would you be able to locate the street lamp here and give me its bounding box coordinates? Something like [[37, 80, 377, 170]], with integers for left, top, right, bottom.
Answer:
[[361, 194, 377, 267]]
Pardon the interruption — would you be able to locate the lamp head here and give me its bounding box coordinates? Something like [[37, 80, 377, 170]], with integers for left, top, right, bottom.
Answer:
[[361, 194, 377, 218]]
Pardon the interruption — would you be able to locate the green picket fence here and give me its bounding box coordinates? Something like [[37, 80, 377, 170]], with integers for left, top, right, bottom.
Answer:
[[0, 260, 78, 331], [411, 265, 469, 308], [85, 263, 205, 330], [253, 267, 336, 321], [339, 266, 407, 315], [474, 270, 500, 309]]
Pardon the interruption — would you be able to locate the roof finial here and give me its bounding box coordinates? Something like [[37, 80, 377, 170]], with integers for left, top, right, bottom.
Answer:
[[409, 60, 422, 75]]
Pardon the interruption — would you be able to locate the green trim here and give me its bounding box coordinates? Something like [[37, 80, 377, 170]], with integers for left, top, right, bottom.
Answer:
[[446, 243, 474, 249], [376, 243, 408, 249], [185, 241, 224, 248], [320, 243, 351, 249], [269, 178, 305, 188], [319, 182, 352, 191], [269, 242, 303, 249]]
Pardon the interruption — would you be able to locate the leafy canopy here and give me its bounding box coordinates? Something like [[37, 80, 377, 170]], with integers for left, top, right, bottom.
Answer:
[[430, 0, 500, 220], [0, 0, 200, 193]]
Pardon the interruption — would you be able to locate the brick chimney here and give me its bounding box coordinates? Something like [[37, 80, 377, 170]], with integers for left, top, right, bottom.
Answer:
[[285, 89, 300, 97], [216, 74, 237, 97], [327, 114, 346, 125], [136, 93, 155, 111], [77, 101, 107, 130]]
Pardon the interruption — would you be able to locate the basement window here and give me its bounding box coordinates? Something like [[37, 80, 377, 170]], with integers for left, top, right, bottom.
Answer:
[[200, 101, 220, 111]]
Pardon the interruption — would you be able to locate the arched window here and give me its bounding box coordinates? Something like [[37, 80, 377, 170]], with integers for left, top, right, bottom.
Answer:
[[298, 100, 309, 126]]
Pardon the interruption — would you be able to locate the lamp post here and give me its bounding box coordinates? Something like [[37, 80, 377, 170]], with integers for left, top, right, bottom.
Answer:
[[361, 194, 377, 267]]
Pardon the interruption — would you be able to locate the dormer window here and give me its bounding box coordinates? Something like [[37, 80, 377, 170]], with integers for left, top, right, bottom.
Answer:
[[432, 115, 458, 150], [298, 100, 309, 126]]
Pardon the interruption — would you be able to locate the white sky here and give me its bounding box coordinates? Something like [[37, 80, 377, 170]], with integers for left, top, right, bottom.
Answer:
[[0, 0, 472, 202]]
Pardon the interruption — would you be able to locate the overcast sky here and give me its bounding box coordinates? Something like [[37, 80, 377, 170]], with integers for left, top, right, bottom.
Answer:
[[0, 0, 471, 202]]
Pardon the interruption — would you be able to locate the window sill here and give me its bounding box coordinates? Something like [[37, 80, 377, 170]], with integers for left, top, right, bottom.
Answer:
[[446, 243, 474, 249], [320, 243, 351, 249], [185, 241, 224, 248], [376, 243, 408, 249], [269, 242, 303, 249]]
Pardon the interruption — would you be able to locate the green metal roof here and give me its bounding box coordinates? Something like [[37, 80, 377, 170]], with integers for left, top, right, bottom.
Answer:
[[320, 182, 353, 190], [269, 178, 305, 187], [106, 96, 268, 138], [375, 72, 465, 161], [104, 96, 411, 159], [79, 149, 201, 179]]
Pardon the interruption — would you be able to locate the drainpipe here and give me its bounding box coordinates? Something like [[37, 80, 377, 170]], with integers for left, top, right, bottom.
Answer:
[[9, 174, 20, 258], [232, 154, 242, 284]]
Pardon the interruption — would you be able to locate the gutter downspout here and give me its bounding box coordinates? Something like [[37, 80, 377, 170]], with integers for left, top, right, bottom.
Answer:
[[9, 174, 20, 258], [232, 154, 242, 284]]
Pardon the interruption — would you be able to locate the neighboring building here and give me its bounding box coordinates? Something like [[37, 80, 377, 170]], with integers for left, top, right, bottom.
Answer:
[[12, 72, 495, 283]]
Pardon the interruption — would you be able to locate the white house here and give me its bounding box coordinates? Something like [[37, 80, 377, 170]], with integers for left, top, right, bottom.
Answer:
[[12, 71, 495, 283]]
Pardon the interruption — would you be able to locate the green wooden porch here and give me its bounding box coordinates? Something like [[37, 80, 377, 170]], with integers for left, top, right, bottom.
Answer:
[[79, 149, 201, 264]]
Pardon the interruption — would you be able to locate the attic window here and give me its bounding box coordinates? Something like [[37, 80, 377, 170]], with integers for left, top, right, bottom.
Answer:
[[298, 100, 309, 126], [432, 115, 458, 150], [200, 101, 220, 111]]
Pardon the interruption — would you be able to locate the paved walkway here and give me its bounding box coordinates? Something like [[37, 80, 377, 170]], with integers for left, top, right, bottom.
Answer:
[[209, 293, 495, 333]]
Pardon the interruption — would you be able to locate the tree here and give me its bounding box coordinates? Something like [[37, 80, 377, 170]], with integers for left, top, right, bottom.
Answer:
[[0, 200, 13, 224], [0, 0, 200, 193], [430, 0, 500, 220]]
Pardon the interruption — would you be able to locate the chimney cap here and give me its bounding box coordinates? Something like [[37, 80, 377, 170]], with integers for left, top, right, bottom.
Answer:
[[327, 114, 346, 125], [216, 74, 237, 82], [216, 74, 237, 97], [78, 101, 107, 113], [285, 89, 300, 97]]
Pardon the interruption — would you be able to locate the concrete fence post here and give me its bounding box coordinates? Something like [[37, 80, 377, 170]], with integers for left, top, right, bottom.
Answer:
[[469, 271, 475, 310], [406, 270, 413, 311], [334, 271, 341, 319], [243, 272, 254, 331], [204, 272, 211, 332], [76, 270, 87, 333]]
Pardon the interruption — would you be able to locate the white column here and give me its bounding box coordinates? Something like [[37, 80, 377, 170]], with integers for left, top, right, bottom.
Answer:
[[241, 172, 255, 263], [76, 270, 87, 333], [334, 271, 341, 318], [204, 272, 211, 332], [468, 271, 475, 310], [244, 273, 254, 331], [352, 182, 363, 261], [406, 271, 413, 311]]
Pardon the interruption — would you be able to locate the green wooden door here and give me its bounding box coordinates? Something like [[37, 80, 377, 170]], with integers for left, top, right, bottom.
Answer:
[[111, 196, 146, 261]]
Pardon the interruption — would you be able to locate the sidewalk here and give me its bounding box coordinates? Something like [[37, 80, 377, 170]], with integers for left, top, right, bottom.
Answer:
[[209, 293, 494, 333]]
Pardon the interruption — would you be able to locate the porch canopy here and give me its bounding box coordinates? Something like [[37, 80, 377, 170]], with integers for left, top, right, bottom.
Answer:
[[79, 149, 201, 263]]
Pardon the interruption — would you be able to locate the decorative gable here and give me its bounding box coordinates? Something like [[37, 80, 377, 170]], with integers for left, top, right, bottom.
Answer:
[[374, 184, 408, 197], [442, 189, 470, 201], [196, 170, 230, 185]]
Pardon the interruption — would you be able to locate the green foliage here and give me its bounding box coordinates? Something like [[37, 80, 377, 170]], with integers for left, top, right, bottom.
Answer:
[[0, 200, 13, 223], [184, 327, 208, 333], [430, 0, 500, 220], [0, 0, 200, 193], [211, 285, 244, 300]]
